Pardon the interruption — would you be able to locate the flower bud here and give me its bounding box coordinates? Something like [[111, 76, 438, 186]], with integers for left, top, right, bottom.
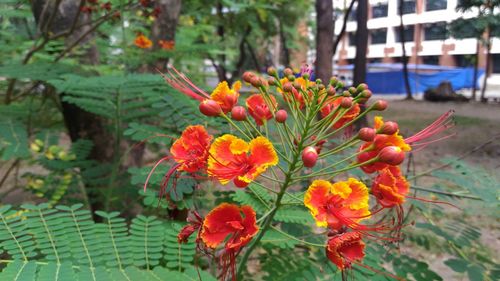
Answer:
[[378, 146, 405, 165], [275, 109, 288, 123], [302, 146, 318, 168], [329, 76, 338, 86], [360, 89, 372, 99], [233, 177, 249, 188], [342, 90, 351, 97], [283, 68, 293, 77], [356, 83, 368, 93], [327, 86, 336, 95], [283, 82, 294, 92], [267, 77, 277, 86], [340, 97, 353, 108], [358, 128, 376, 142], [318, 84, 325, 90], [293, 81, 302, 89], [373, 100, 388, 111], [287, 75, 295, 82], [267, 67, 277, 76], [348, 87, 357, 95], [231, 106, 247, 121], [250, 76, 262, 87], [380, 121, 399, 135], [199, 99, 222, 116], [302, 73, 310, 80], [336, 81, 344, 89], [315, 79, 322, 85], [242, 71, 254, 83]]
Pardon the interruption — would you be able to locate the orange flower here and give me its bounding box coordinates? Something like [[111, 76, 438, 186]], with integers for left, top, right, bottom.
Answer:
[[246, 94, 277, 126], [320, 97, 360, 129], [201, 203, 259, 281], [143, 125, 212, 198], [134, 34, 152, 49], [278, 77, 311, 108], [207, 135, 278, 188], [372, 166, 409, 207], [326, 232, 365, 270], [158, 39, 175, 50], [304, 179, 370, 230], [210, 81, 241, 113], [170, 125, 213, 173], [357, 116, 411, 173]]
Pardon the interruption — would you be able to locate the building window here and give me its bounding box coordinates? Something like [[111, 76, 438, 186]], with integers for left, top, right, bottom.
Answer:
[[399, 0, 416, 14], [424, 22, 447, 41], [425, 0, 447, 11], [493, 54, 500, 73], [422, 56, 439, 65], [395, 25, 415, 42], [370, 28, 387, 44], [454, 55, 474, 68], [348, 32, 356, 46], [372, 3, 388, 18]]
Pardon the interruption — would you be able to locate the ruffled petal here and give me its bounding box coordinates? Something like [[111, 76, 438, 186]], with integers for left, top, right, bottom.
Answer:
[[201, 203, 242, 248], [304, 180, 332, 227]]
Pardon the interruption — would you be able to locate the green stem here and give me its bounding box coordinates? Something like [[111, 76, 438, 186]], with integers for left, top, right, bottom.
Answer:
[[270, 226, 324, 247]]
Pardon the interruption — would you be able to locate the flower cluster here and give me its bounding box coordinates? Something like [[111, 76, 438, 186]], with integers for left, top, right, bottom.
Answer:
[[146, 65, 454, 280]]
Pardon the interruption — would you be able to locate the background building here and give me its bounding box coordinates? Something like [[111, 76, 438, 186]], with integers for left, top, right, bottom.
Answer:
[[333, 0, 499, 72]]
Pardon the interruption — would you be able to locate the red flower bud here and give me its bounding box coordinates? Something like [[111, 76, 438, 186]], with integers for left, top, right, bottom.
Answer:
[[380, 121, 399, 135], [360, 90, 372, 99], [302, 146, 318, 168], [340, 97, 353, 108], [378, 146, 405, 165], [178, 224, 197, 243], [275, 109, 288, 123], [250, 76, 262, 87], [267, 77, 277, 86], [199, 99, 222, 116], [283, 68, 293, 76], [358, 127, 376, 142], [356, 83, 368, 92], [267, 67, 277, 76], [242, 71, 255, 83], [231, 106, 247, 121], [283, 82, 293, 92], [373, 100, 388, 111], [327, 86, 336, 95]]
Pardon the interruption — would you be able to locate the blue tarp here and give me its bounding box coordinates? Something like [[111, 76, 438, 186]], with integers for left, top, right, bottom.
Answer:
[[365, 67, 485, 94]]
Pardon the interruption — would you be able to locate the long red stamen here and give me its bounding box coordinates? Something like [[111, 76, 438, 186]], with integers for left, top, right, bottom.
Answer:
[[350, 260, 407, 281], [143, 156, 170, 192], [405, 195, 460, 210], [405, 110, 454, 145]]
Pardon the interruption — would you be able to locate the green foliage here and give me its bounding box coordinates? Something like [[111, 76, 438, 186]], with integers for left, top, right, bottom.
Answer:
[[0, 204, 215, 281], [0, 120, 30, 160]]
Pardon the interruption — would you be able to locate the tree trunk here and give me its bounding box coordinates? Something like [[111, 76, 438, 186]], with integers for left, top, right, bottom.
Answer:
[[480, 29, 491, 103], [314, 0, 334, 83], [279, 19, 290, 67], [353, 0, 368, 128], [332, 0, 356, 57], [32, 0, 114, 215], [150, 0, 182, 71], [472, 40, 479, 101], [353, 0, 368, 86], [399, 0, 412, 100]]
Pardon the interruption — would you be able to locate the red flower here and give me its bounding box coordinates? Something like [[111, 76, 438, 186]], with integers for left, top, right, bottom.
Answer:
[[134, 34, 153, 49], [143, 125, 212, 198], [320, 97, 360, 129], [246, 94, 277, 126], [201, 203, 259, 281], [304, 179, 371, 231], [372, 166, 410, 208], [159, 39, 175, 50], [326, 232, 365, 270], [210, 81, 241, 113], [207, 135, 278, 188], [170, 125, 213, 173]]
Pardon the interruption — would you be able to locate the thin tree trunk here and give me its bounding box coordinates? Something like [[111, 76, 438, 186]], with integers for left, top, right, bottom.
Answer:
[[480, 29, 491, 103], [353, 0, 368, 128], [315, 0, 334, 83], [150, 0, 182, 71], [399, 0, 412, 100], [472, 40, 479, 101], [332, 0, 356, 57], [279, 19, 290, 67], [214, 1, 227, 82]]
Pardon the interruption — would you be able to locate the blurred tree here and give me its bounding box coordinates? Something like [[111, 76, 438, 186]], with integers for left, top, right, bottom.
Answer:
[[449, 0, 500, 102], [314, 0, 334, 83], [398, 0, 412, 100], [353, 0, 368, 128]]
